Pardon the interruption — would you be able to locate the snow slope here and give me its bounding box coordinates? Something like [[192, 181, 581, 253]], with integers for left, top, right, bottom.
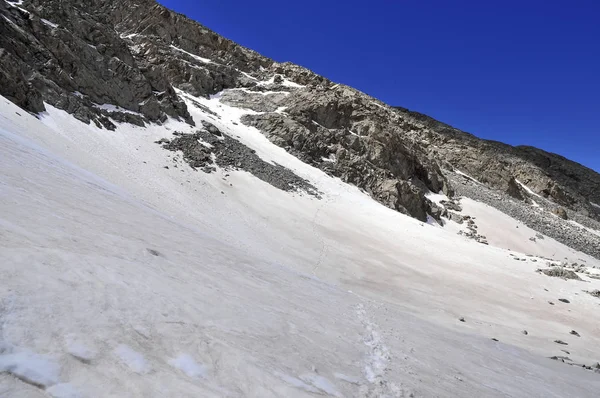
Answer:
[[1, 95, 600, 397]]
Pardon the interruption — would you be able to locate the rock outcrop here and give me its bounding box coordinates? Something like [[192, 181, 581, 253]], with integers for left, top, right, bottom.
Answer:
[[393, 106, 600, 220]]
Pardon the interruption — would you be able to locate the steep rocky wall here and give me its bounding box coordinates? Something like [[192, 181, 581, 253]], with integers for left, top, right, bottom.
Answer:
[[393, 106, 600, 219]]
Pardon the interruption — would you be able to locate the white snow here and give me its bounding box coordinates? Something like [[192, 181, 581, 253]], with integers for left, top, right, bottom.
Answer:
[[299, 373, 342, 397], [238, 70, 257, 80], [93, 103, 142, 116], [425, 191, 450, 205], [515, 178, 543, 198], [274, 372, 321, 394], [333, 372, 361, 385], [370, 101, 388, 110], [279, 79, 304, 88], [0, 349, 60, 388], [114, 345, 150, 374], [1, 94, 600, 396], [2, 15, 26, 34], [169, 45, 212, 64], [455, 169, 482, 183], [41, 18, 59, 28], [120, 33, 140, 40], [231, 87, 290, 96], [64, 336, 96, 363], [47, 383, 82, 398], [168, 354, 206, 378], [356, 304, 390, 384], [458, 197, 599, 261], [591, 201, 600, 209], [257, 75, 304, 88], [4, 1, 28, 14]]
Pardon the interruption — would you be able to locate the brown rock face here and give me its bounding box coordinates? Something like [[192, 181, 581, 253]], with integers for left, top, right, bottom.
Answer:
[[553, 208, 568, 220], [393, 106, 600, 219]]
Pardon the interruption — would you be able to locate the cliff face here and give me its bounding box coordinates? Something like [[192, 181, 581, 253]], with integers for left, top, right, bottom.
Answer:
[[393, 106, 600, 218], [1, 0, 598, 223]]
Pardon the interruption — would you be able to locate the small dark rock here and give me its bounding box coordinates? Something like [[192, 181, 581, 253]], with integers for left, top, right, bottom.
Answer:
[[558, 298, 570, 303], [459, 317, 465, 322], [201, 121, 223, 136], [521, 330, 528, 335], [554, 340, 568, 345], [552, 207, 568, 220], [586, 290, 600, 298], [570, 330, 580, 337], [147, 248, 160, 256]]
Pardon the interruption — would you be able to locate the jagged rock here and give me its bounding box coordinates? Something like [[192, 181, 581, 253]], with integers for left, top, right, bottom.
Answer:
[[538, 267, 582, 281], [506, 177, 528, 201], [201, 120, 223, 136], [448, 212, 463, 224], [554, 340, 568, 345], [393, 107, 600, 219], [160, 130, 320, 196], [440, 200, 462, 212], [586, 290, 600, 298], [241, 107, 450, 221], [553, 207, 568, 220]]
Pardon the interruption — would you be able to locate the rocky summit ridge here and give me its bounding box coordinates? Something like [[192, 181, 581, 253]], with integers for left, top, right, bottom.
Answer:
[[1, 0, 599, 244]]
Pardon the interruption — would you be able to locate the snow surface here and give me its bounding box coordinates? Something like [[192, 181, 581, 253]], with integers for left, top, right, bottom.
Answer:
[[0, 349, 60, 388], [1, 95, 600, 396], [257, 75, 304, 88], [515, 178, 543, 199], [114, 345, 150, 374], [64, 336, 96, 363], [47, 383, 82, 398], [458, 198, 599, 261], [41, 18, 58, 28], [455, 169, 482, 183], [169, 45, 212, 64], [93, 103, 143, 116], [592, 201, 600, 209], [168, 354, 206, 378]]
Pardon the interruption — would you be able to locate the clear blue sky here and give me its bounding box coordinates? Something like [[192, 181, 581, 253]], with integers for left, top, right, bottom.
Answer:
[[160, 0, 600, 172]]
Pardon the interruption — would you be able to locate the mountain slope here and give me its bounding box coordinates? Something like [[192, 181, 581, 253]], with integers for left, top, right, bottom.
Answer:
[[2, 0, 600, 228], [2, 82, 600, 398], [2, 1, 600, 396], [394, 106, 600, 216]]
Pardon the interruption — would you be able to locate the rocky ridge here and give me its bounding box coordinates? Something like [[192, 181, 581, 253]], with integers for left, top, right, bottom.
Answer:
[[1, 0, 600, 248], [393, 106, 600, 219]]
